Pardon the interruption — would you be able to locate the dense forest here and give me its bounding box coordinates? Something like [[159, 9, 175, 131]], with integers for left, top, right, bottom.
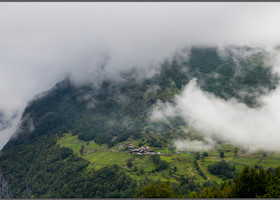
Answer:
[[138, 165, 280, 198], [0, 46, 279, 198]]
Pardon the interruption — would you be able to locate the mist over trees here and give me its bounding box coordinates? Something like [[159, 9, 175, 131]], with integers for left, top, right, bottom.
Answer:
[[1, 2, 280, 198], [0, 46, 280, 198]]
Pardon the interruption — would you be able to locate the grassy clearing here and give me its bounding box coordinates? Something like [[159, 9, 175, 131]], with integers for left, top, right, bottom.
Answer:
[[232, 157, 261, 166], [57, 133, 199, 183], [157, 148, 173, 153], [57, 133, 280, 185], [259, 157, 280, 168], [267, 153, 280, 160]]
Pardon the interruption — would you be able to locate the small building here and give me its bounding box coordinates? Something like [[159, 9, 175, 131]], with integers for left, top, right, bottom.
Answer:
[[131, 146, 147, 154], [128, 145, 134, 150]]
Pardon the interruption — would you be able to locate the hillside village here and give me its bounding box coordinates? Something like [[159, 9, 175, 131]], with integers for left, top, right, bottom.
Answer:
[[118, 144, 163, 154]]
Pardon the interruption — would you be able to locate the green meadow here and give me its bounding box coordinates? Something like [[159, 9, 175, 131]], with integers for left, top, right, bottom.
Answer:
[[57, 133, 280, 184]]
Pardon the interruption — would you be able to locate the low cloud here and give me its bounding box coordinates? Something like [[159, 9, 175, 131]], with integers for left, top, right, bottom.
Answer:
[[174, 137, 217, 152], [1, 3, 280, 148], [0, 114, 21, 149], [151, 78, 280, 151]]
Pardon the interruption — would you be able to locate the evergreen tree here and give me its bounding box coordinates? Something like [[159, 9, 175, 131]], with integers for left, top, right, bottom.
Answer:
[[138, 180, 174, 198]]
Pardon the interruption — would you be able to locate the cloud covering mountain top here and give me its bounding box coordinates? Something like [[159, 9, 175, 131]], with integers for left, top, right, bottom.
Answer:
[[1, 2, 280, 149]]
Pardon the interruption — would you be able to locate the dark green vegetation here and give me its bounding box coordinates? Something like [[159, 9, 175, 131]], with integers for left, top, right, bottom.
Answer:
[[136, 166, 280, 198], [190, 165, 280, 198], [0, 133, 135, 198], [208, 160, 235, 179], [0, 46, 279, 197]]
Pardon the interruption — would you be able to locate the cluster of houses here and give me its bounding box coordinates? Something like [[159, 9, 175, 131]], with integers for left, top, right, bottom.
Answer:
[[128, 145, 151, 153], [118, 144, 163, 154]]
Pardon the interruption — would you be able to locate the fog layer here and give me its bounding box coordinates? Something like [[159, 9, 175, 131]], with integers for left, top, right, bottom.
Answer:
[[1, 3, 280, 149], [151, 78, 280, 151]]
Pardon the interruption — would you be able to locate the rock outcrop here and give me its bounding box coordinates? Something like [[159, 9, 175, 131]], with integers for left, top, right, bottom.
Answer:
[[0, 168, 12, 198]]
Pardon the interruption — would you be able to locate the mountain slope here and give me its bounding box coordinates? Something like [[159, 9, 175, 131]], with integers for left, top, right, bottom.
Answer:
[[0, 46, 278, 197]]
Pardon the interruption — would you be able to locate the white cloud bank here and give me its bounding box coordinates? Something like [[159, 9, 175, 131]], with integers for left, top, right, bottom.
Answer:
[[174, 137, 217, 152], [151, 79, 280, 151], [1, 3, 280, 149]]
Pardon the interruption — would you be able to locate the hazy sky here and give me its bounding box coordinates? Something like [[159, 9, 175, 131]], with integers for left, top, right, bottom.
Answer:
[[1, 2, 280, 149]]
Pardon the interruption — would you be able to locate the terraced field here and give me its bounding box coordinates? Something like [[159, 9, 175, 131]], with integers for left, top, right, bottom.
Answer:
[[57, 133, 280, 184]]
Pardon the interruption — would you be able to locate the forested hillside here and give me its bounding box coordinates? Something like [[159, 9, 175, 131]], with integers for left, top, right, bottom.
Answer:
[[0, 46, 279, 198]]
